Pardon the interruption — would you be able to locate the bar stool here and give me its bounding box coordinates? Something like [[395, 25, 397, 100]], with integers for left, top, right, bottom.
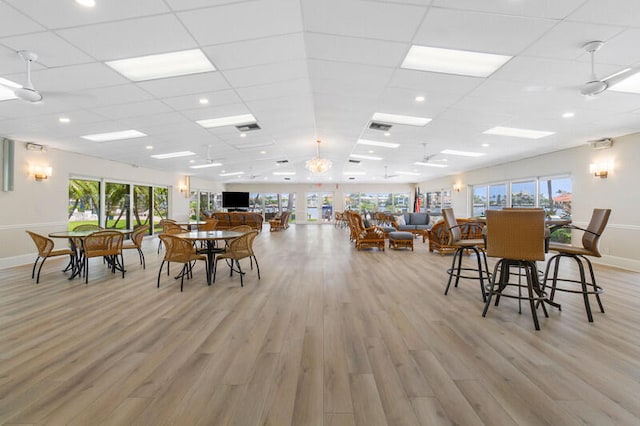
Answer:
[[442, 208, 490, 301], [482, 209, 548, 330], [542, 208, 611, 322]]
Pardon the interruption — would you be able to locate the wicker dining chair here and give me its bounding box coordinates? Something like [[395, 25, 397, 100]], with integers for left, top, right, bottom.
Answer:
[[157, 234, 208, 292], [213, 231, 258, 287], [482, 209, 548, 330], [542, 208, 611, 322], [122, 225, 149, 269], [25, 231, 75, 284], [82, 230, 125, 283]]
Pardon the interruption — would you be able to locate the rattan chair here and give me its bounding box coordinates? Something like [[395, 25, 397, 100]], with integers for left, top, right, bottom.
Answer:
[[26, 231, 75, 283], [230, 225, 253, 233], [82, 230, 125, 283], [156, 219, 177, 253], [199, 218, 218, 232], [157, 234, 208, 292], [122, 225, 149, 269], [482, 209, 548, 330], [213, 231, 258, 287], [542, 208, 611, 322], [442, 208, 490, 301]]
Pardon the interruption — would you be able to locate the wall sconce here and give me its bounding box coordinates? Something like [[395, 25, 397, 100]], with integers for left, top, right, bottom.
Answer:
[[453, 182, 462, 192], [179, 176, 190, 197], [589, 161, 611, 178], [29, 165, 52, 181]]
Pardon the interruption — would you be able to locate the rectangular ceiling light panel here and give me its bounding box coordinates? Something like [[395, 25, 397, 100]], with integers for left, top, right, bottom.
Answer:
[[151, 151, 196, 159], [356, 139, 400, 148], [414, 162, 448, 168], [190, 163, 222, 168], [197, 113, 257, 129], [483, 126, 555, 139], [350, 154, 383, 161], [273, 172, 295, 176], [440, 149, 485, 157], [394, 171, 421, 176], [106, 49, 215, 81], [402, 45, 512, 78], [219, 171, 244, 176], [81, 129, 147, 142], [371, 112, 431, 127]]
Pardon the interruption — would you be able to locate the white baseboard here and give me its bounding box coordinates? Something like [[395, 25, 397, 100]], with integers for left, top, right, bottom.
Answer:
[[591, 255, 640, 273], [0, 253, 35, 270]]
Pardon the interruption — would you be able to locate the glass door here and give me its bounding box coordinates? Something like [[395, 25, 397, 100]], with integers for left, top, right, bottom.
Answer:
[[306, 192, 333, 224], [104, 182, 130, 230], [133, 185, 152, 234]]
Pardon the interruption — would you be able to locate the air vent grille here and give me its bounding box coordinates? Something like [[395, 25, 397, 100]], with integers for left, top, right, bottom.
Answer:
[[235, 123, 261, 132], [348, 159, 360, 164], [369, 121, 392, 131], [276, 159, 289, 164]]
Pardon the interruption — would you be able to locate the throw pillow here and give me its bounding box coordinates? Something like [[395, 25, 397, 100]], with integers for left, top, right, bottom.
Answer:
[[395, 215, 406, 226]]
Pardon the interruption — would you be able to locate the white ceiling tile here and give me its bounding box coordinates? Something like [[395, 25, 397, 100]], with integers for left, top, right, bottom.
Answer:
[[161, 89, 242, 111], [236, 78, 311, 102], [165, 0, 248, 11], [222, 59, 309, 88], [432, 0, 589, 20], [0, 2, 44, 37], [136, 72, 230, 98], [305, 33, 409, 67], [178, 0, 303, 45], [56, 15, 197, 61], [569, 0, 640, 27], [62, 84, 154, 109], [0, 32, 95, 67], [5, 0, 169, 28], [203, 33, 306, 70], [92, 100, 174, 120]]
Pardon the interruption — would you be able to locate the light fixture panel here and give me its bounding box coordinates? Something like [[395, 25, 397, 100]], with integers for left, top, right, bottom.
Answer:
[[81, 130, 147, 142], [401, 45, 512, 78], [483, 126, 555, 139], [106, 49, 215, 82], [371, 112, 431, 127]]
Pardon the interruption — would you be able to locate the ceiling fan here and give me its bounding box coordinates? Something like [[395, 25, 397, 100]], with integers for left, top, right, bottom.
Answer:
[[580, 41, 637, 96], [383, 165, 398, 179], [415, 143, 447, 167], [0, 51, 43, 102]]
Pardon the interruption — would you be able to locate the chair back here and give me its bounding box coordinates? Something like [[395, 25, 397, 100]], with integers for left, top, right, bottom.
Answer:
[[442, 208, 461, 244], [26, 231, 54, 257], [159, 234, 197, 263], [486, 210, 545, 261], [583, 208, 611, 256], [164, 222, 188, 235], [230, 225, 252, 234], [73, 224, 103, 231], [246, 230, 259, 256], [83, 230, 124, 258], [227, 232, 252, 260], [199, 218, 218, 232], [131, 225, 149, 248]]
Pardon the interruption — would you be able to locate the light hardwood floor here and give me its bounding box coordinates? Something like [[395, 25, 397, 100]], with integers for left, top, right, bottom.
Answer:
[[1, 225, 639, 425]]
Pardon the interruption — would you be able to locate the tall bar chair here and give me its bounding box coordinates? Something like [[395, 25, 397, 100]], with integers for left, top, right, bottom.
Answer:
[[542, 208, 611, 322], [482, 209, 548, 330], [442, 208, 490, 301]]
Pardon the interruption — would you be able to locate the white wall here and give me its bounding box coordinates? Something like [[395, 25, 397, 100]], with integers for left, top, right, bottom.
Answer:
[[0, 141, 222, 269], [418, 132, 640, 271]]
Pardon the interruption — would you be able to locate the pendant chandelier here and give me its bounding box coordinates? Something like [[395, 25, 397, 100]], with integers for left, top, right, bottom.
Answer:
[[305, 139, 333, 174]]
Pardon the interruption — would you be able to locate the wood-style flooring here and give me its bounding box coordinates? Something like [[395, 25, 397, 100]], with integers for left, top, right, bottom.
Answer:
[[1, 224, 639, 425]]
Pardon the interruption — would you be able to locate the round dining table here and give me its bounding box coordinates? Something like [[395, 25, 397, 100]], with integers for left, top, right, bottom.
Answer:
[[173, 230, 244, 285]]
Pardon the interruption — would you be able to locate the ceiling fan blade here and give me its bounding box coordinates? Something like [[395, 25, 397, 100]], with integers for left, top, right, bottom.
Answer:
[[604, 67, 640, 88]]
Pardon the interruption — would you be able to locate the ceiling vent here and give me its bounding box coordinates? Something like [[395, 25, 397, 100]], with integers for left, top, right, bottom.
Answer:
[[235, 122, 261, 132], [348, 159, 361, 164], [590, 138, 613, 150], [369, 121, 392, 131], [276, 159, 289, 164]]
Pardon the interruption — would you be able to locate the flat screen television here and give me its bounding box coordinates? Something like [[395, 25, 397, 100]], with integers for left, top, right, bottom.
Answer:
[[222, 191, 250, 209]]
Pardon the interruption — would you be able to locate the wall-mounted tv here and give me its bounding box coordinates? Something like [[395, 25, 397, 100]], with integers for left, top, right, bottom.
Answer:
[[222, 191, 250, 209]]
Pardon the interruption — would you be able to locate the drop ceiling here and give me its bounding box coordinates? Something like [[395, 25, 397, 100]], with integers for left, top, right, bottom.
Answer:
[[1, 0, 640, 184]]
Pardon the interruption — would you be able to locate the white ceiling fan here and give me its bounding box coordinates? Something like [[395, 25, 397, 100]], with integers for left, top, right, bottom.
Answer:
[[383, 165, 398, 179], [415, 143, 447, 167], [580, 41, 638, 96], [0, 51, 43, 102]]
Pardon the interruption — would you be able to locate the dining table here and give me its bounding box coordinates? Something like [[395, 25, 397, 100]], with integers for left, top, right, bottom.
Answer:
[[173, 221, 206, 231], [48, 229, 133, 280], [173, 230, 244, 285]]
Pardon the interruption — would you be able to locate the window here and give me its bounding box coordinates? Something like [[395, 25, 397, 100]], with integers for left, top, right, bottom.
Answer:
[[105, 182, 130, 230], [540, 176, 572, 243], [489, 184, 507, 210], [472, 185, 487, 217], [153, 187, 168, 233], [68, 179, 100, 230], [511, 180, 536, 208], [393, 193, 410, 212], [133, 185, 152, 234], [280, 193, 295, 222]]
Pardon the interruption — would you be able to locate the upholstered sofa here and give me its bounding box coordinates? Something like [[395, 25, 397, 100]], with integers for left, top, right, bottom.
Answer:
[[208, 212, 263, 232], [391, 213, 431, 231], [428, 218, 484, 255]]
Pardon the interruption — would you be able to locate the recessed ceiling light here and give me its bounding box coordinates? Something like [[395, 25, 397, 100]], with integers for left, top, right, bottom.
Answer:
[[190, 163, 222, 169], [219, 171, 244, 177], [75, 0, 96, 7], [401, 45, 512, 78], [105, 49, 215, 82], [368, 150, 375, 154], [483, 126, 555, 139], [609, 71, 640, 94], [240, 133, 247, 138], [199, 98, 209, 105], [260, 150, 266, 154], [343, 171, 366, 176], [562, 112, 575, 118], [384, 132, 391, 137], [273, 172, 295, 176], [415, 95, 425, 102], [350, 154, 383, 161], [196, 113, 256, 128], [58, 117, 70, 123], [414, 162, 448, 168], [440, 149, 486, 157], [146, 145, 154, 150], [357, 139, 400, 148], [372, 112, 431, 127], [151, 151, 196, 159], [481, 143, 490, 148], [81, 129, 147, 142], [394, 171, 421, 176], [189, 159, 195, 163]]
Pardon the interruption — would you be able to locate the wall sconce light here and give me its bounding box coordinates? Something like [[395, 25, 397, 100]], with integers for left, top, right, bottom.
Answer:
[[179, 176, 190, 197], [453, 182, 462, 192], [29, 165, 52, 181], [589, 161, 611, 178]]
